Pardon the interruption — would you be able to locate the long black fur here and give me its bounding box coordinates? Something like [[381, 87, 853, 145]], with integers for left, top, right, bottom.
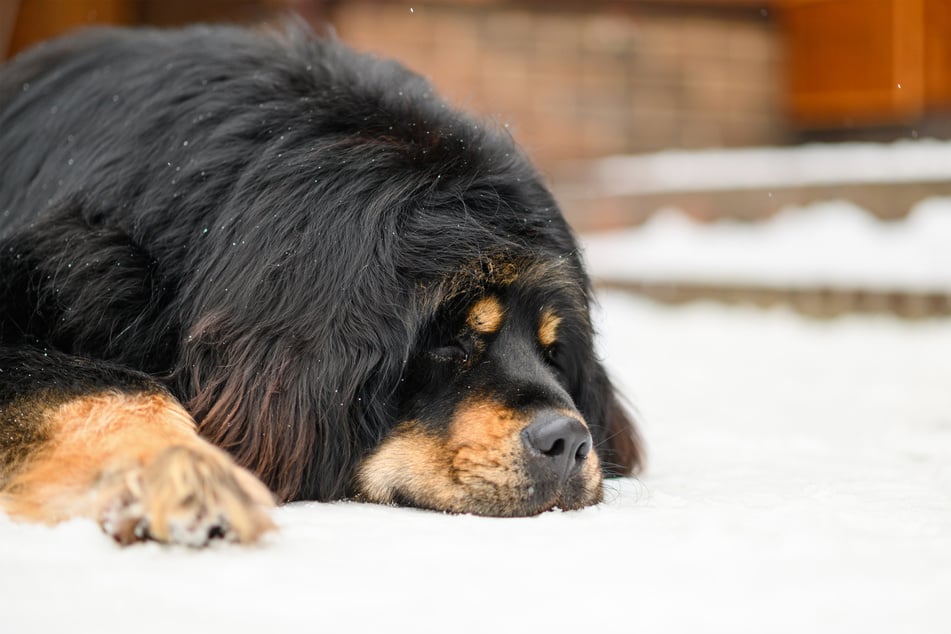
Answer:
[[0, 23, 640, 502]]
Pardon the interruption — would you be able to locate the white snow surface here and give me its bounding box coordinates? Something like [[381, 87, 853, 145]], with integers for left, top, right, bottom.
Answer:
[[2, 294, 949, 632], [583, 140, 951, 196], [581, 198, 951, 292]]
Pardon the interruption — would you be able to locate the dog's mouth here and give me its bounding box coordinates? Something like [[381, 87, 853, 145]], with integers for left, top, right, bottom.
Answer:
[[352, 406, 604, 517]]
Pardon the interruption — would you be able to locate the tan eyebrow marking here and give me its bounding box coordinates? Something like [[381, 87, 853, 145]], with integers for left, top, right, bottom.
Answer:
[[467, 296, 505, 334], [538, 309, 561, 348]]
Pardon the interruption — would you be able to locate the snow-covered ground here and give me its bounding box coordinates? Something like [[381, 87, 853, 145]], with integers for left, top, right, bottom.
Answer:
[[582, 198, 951, 293], [2, 292, 949, 633]]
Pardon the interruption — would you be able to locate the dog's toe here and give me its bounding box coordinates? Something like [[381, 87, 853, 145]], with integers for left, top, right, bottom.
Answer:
[[99, 445, 276, 547]]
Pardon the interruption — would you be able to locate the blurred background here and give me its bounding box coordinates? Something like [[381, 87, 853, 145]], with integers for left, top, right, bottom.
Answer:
[[3, 0, 950, 318]]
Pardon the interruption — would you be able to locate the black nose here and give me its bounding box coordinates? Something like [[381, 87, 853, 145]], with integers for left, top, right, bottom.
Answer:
[[521, 413, 592, 484]]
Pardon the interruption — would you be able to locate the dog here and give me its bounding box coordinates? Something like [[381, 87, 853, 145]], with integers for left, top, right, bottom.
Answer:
[[0, 22, 642, 546]]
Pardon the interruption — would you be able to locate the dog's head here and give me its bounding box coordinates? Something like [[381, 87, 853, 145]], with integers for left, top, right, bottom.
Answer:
[[354, 251, 643, 516]]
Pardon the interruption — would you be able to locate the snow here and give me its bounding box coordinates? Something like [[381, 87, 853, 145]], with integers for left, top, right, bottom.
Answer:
[[2, 293, 949, 632], [579, 140, 951, 196], [581, 198, 951, 293]]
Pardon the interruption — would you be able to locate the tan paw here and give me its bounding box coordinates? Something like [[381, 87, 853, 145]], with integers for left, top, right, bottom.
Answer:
[[99, 445, 276, 547]]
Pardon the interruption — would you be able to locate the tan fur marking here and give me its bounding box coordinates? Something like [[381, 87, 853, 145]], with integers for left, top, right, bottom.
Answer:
[[448, 402, 528, 492], [447, 401, 525, 454], [0, 392, 274, 545], [467, 296, 505, 334], [355, 400, 603, 516], [538, 309, 562, 348], [355, 404, 526, 513], [354, 423, 460, 508]]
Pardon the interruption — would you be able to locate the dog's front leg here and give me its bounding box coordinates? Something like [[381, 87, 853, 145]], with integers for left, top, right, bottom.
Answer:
[[0, 348, 275, 546]]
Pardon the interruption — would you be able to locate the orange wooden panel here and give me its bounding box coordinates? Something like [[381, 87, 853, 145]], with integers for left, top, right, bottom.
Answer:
[[924, 0, 951, 107], [9, 0, 137, 57], [782, 0, 925, 127], [1, 1, 19, 60]]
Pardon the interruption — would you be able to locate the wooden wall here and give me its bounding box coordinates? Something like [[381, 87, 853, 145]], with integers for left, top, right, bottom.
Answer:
[[783, 0, 951, 128], [5, 0, 951, 139], [5, 0, 138, 57]]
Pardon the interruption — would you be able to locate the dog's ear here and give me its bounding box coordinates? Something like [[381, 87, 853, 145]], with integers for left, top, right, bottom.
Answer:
[[176, 322, 320, 503], [175, 306, 409, 503], [598, 387, 644, 477], [580, 361, 644, 477]]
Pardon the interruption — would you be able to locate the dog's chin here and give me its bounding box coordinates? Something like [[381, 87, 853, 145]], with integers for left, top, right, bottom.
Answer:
[[355, 470, 604, 517], [452, 479, 604, 518]]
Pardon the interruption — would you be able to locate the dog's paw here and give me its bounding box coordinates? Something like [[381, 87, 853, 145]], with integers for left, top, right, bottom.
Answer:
[[99, 445, 276, 547]]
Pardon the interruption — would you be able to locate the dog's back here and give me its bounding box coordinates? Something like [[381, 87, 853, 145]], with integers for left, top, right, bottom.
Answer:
[[1, 25, 430, 233]]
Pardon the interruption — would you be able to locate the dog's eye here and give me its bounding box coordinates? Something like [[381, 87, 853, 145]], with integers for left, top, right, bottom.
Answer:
[[544, 344, 563, 369], [543, 345, 571, 385], [429, 342, 468, 364]]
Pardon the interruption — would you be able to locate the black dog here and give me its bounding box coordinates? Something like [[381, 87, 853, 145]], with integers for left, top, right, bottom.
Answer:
[[0, 23, 642, 545]]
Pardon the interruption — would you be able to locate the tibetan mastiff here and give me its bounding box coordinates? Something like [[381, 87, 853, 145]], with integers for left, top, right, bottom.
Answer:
[[0, 23, 642, 546]]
